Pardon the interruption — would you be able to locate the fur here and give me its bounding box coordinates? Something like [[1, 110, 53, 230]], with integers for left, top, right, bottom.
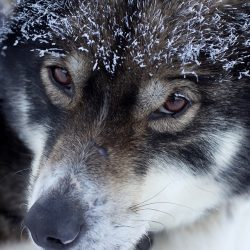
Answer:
[[0, 0, 249, 249]]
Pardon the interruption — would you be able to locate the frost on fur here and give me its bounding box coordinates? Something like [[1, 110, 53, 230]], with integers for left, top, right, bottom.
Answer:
[[0, 0, 249, 77]]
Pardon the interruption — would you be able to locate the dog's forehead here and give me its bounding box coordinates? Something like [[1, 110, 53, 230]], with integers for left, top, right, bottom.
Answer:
[[3, 0, 249, 78]]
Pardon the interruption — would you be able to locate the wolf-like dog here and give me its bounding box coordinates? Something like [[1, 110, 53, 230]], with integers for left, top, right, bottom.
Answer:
[[0, 0, 249, 250]]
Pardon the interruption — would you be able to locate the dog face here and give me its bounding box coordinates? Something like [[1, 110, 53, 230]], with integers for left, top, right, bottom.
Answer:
[[0, 1, 249, 249]]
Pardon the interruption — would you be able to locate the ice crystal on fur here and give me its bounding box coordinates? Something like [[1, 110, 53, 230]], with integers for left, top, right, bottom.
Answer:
[[0, 0, 249, 77]]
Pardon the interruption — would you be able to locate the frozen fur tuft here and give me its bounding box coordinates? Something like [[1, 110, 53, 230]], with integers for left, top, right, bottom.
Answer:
[[0, 0, 249, 77]]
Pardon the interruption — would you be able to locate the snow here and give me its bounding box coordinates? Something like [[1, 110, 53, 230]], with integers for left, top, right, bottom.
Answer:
[[0, 0, 249, 77]]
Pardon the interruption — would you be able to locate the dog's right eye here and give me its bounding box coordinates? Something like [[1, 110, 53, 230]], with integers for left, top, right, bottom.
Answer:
[[50, 67, 72, 89]]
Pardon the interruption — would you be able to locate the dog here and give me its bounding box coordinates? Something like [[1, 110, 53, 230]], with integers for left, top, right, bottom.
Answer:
[[0, 0, 249, 249]]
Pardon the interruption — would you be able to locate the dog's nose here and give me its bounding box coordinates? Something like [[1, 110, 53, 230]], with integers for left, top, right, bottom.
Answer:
[[24, 197, 84, 249]]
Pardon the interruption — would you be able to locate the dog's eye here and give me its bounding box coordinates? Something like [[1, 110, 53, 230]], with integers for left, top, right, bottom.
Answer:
[[50, 67, 72, 88], [152, 93, 191, 118], [161, 94, 189, 114]]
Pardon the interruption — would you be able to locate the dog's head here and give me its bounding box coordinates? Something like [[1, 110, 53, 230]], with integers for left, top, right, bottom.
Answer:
[[0, 0, 249, 249]]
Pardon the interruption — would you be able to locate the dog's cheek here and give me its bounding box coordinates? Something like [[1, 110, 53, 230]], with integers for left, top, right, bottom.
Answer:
[[138, 161, 227, 231]]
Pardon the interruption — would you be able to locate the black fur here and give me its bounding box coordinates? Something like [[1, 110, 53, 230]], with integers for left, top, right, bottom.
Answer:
[[0, 105, 31, 241]]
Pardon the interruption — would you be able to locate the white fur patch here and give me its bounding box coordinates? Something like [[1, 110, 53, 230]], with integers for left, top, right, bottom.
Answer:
[[212, 129, 244, 175], [138, 129, 247, 249], [139, 164, 225, 231], [12, 90, 48, 205], [13, 90, 47, 156], [151, 197, 250, 250], [137, 129, 244, 232]]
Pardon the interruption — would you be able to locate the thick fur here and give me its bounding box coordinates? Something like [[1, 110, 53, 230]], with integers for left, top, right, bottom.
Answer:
[[0, 1, 31, 243], [0, 108, 31, 242], [0, 0, 249, 250]]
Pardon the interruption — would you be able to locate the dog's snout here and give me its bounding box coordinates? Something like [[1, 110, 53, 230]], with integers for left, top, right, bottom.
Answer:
[[24, 197, 85, 249]]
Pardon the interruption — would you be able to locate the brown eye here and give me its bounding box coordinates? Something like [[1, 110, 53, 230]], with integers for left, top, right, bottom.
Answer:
[[156, 93, 191, 117], [164, 94, 189, 113], [50, 67, 72, 88]]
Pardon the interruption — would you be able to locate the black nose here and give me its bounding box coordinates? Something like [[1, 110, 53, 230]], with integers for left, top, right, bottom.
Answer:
[[24, 196, 84, 249]]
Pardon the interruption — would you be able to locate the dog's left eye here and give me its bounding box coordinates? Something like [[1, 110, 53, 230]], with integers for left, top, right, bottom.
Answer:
[[153, 93, 191, 118], [50, 67, 72, 88]]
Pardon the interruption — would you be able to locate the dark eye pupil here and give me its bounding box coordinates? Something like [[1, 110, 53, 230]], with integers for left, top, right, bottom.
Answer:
[[52, 67, 71, 86], [164, 95, 188, 113]]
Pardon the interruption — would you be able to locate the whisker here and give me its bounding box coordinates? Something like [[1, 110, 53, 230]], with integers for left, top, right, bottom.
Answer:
[[193, 184, 218, 195], [133, 208, 175, 220], [132, 219, 165, 231], [145, 233, 152, 249], [20, 223, 29, 241], [0, 168, 30, 182], [12, 168, 31, 175], [133, 201, 195, 211], [114, 224, 136, 229], [130, 183, 171, 210]]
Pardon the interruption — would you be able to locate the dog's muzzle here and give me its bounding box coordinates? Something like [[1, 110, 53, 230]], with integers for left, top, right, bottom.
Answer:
[[24, 196, 85, 249]]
